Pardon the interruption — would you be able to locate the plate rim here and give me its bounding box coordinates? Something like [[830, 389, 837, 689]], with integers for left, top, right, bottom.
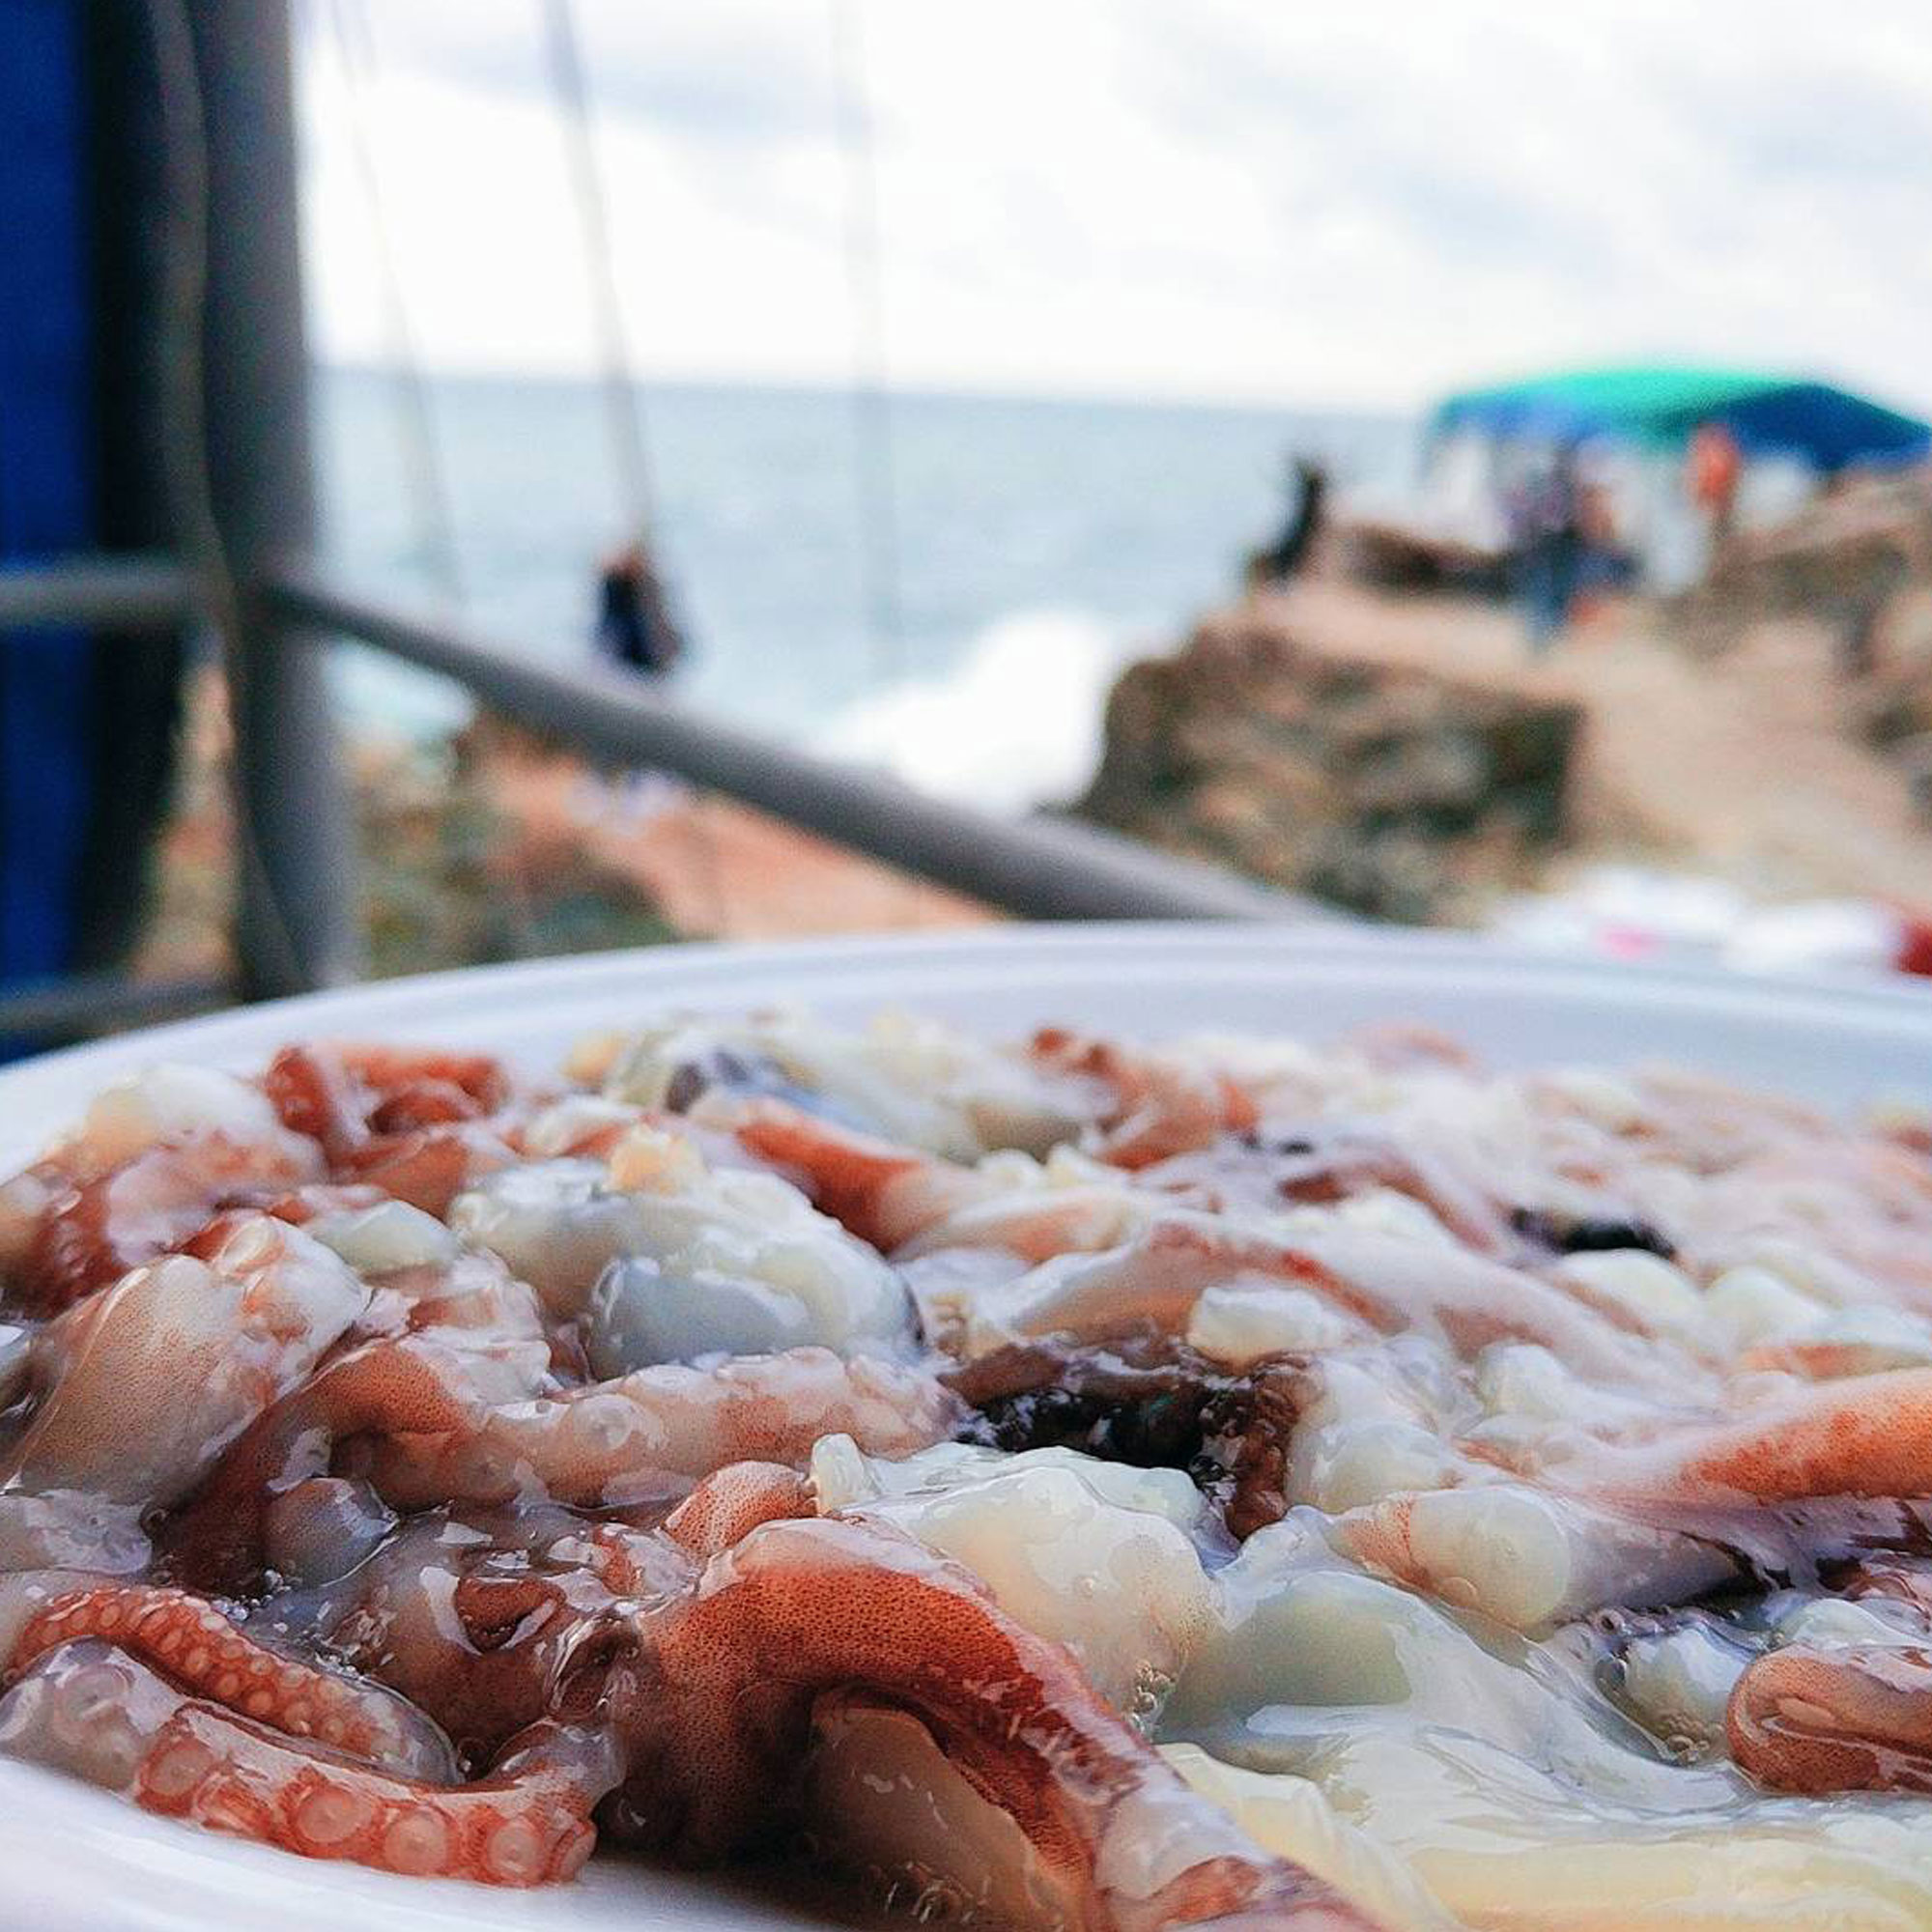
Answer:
[[9, 921, 1932, 1096]]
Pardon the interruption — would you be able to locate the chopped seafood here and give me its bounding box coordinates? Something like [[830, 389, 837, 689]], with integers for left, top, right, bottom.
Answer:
[[1, 1011, 1930, 1929]]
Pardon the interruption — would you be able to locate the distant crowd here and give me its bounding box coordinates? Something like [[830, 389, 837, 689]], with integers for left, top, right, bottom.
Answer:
[[1250, 421, 1747, 656]]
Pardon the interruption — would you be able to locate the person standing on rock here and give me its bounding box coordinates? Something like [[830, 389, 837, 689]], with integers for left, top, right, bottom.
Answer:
[[1688, 420, 1743, 556], [1507, 449, 1583, 654], [1248, 455, 1329, 585], [595, 540, 687, 682], [583, 540, 690, 829]]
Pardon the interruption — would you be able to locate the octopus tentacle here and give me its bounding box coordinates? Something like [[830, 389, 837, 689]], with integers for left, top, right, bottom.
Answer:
[[165, 1336, 486, 1592], [8, 1584, 455, 1777], [13, 1135, 323, 1314], [0, 1637, 607, 1885], [3, 1215, 368, 1513], [663, 1462, 814, 1558], [137, 1706, 611, 1885], [364, 1348, 965, 1510], [731, 1100, 980, 1250], [1029, 1028, 1259, 1170], [620, 1504, 1376, 1927], [1729, 1642, 1932, 1796], [265, 1045, 519, 1215], [264, 1044, 511, 1154], [732, 1100, 1142, 1264], [1567, 1367, 1932, 1504], [340, 1125, 517, 1218]]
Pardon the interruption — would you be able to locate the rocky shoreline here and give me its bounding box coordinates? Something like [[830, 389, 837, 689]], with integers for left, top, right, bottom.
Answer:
[[1079, 606, 1578, 923]]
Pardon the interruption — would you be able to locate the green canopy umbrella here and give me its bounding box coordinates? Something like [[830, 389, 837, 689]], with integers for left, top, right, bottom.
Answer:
[[1430, 364, 1930, 472]]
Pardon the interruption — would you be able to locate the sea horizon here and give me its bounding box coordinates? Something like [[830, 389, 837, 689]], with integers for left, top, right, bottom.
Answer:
[[316, 365, 1416, 809]]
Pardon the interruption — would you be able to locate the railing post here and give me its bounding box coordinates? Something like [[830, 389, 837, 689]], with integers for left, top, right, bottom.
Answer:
[[194, 0, 358, 995]]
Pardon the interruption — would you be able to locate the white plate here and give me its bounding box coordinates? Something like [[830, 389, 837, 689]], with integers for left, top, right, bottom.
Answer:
[[2, 923, 1929, 1930]]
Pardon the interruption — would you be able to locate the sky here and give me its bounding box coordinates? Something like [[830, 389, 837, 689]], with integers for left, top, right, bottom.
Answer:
[[297, 0, 1932, 414]]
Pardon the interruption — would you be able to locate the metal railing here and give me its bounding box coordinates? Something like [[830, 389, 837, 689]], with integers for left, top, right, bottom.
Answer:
[[0, 550, 1323, 1042], [270, 568, 1307, 926], [0, 554, 195, 631]]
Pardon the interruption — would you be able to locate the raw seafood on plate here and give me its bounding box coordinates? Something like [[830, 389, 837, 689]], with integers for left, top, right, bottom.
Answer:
[[2, 1007, 1932, 1930]]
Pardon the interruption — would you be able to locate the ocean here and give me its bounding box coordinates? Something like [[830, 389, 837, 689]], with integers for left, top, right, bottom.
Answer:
[[316, 369, 1411, 810]]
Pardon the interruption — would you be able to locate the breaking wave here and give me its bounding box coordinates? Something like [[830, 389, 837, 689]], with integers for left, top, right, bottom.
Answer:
[[814, 609, 1149, 815]]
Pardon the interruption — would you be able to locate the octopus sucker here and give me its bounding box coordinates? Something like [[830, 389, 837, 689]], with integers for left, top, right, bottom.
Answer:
[[134, 1705, 611, 1886], [9, 1009, 1932, 1927], [7, 1584, 457, 1781]]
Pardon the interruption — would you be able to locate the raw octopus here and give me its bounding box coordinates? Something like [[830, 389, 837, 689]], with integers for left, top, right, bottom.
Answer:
[[4, 1010, 1932, 1931]]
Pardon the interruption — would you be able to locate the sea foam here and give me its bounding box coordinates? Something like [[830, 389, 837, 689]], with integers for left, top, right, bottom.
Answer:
[[815, 608, 1146, 814]]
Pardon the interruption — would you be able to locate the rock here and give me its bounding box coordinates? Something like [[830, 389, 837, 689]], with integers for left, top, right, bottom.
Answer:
[[1077, 616, 1579, 923]]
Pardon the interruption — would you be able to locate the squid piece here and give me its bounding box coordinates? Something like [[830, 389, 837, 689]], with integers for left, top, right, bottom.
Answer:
[[2, 1214, 367, 1510], [1729, 1642, 1932, 1797], [450, 1135, 910, 1355], [1157, 1747, 1471, 1932], [362, 1348, 966, 1509], [1194, 1730, 1932, 1932], [1336, 1483, 1740, 1632], [590, 1009, 1088, 1159], [1029, 1027, 1260, 1169], [1136, 1122, 1512, 1257], [0, 1065, 325, 1311], [1555, 1367, 1932, 1504], [951, 1213, 1678, 1393], [1611, 1618, 1753, 1754], [1732, 1307, 1932, 1382], [265, 1043, 522, 1215], [730, 1098, 1152, 1262], [730, 1101, 989, 1249], [1168, 1538, 1722, 1821]]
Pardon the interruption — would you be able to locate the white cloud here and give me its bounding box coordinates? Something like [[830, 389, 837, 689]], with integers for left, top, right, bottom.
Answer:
[[298, 0, 1932, 412]]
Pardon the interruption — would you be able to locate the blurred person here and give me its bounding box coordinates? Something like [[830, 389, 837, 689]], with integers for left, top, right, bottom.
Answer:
[[595, 539, 687, 680], [582, 540, 689, 828], [1246, 454, 1329, 585], [1569, 469, 1639, 620], [1688, 420, 1743, 552], [1506, 447, 1583, 653]]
